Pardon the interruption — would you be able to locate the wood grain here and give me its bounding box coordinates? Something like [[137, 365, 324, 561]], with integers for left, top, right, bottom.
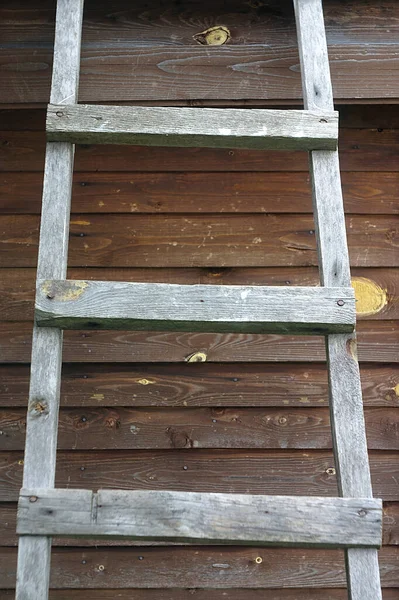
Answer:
[[1, 363, 397, 408], [2, 128, 399, 172], [1, 450, 399, 502], [1, 268, 398, 321], [1, 171, 398, 215], [2, 501, 399, 548], [0, 591, 398, 600], [1, 406, 398, 451], [47, 104, 338, 151], [0, 546, 398, 588], [2, 45, 399, 104], [35, 280, 356, 334], [1, 214, 397, 268], [0, 321, 397, 363], [17, 489, 382, 548]]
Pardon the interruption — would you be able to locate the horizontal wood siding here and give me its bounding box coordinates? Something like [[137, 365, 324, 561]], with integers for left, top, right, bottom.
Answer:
[[0, 0, 398, 596]]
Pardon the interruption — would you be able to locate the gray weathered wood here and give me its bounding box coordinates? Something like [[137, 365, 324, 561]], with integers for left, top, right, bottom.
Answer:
[[294, 1, 382, 598], [46, 104, 338, 151], [15, 2, 84, 600], [17, 489, 383, 549], [35, 280, 356, 334]]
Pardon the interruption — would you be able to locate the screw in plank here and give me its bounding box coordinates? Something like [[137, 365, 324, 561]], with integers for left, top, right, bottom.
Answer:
[[29, 496, 38, 503], [56, 111, 64, 117], [46, 292, 55, 299], [337, 299, 345, 306], [358, 509, 368, 517], [325, 467, 336, 475], [255, 556, 263, 564]]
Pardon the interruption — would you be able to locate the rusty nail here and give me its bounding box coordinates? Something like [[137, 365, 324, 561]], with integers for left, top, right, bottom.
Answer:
[[29, 496, 38, 503], [337, 299, 345, 306]]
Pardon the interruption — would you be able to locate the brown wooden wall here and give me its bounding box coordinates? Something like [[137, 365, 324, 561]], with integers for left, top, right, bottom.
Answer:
[[0, 1, 398, 598]]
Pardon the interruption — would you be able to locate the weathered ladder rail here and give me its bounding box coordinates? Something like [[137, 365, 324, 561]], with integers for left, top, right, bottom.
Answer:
[[15, 1, 382, 600]]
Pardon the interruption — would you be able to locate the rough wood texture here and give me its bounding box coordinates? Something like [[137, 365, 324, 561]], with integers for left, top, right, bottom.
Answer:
[[46, 104, 338, 151], [2, 214, 397, 268], [2, 450, 399, 502], [1, 363, 397, 408], [1, 546, 399, 589], [1, 268, 398, 322], [15, 2, 84, 600], [3, 128, 399, 173], [1, 320, 397, 363], [294, 0, 382, 598], [2, 1, 399, 104], [2, 406, 398, 451], [17, 489, 382, 548], [4, 500, 399, 548], [2, 171, 398, 215], [35, 280, 355, 334], [2, 591, 399, 600]]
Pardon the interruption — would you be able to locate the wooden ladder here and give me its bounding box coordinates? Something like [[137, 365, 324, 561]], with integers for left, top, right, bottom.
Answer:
[[15, 1, 383, 598]]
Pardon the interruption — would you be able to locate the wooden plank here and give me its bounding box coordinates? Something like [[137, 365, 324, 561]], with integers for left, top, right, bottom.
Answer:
[[2, 128, 399, 172], [3, 105, 399, 131], [1, 406, 398, 451], [1, 171, 398, 215], [294, 1, 382, 598], [0, 320, 397, 364], [6, 500, 399, 548], [15, 2, 84, 600], [1, 546, 399, 589], [1, 363, 397, 409], [2, 45, 399, 105], [3, 1, 399, 107], [2, 450, 399, 502], [34, 280, 355, 334], [46, 104, 338, 151], [2, 590, 398, 600], [4, 1, 399, 48], [1, 214, 398, 268], [1, 268, 398, 322], [17, 489, 382, 548]]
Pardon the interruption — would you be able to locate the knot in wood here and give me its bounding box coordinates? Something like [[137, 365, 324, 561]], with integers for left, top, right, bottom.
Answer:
[[193, 26, 231, 46]]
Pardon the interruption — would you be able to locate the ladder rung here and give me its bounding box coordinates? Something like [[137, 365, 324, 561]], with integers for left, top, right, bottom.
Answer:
[[17, 489, 382, 548], [46, 104, 338, 151], [35, 280, 356, 334]]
